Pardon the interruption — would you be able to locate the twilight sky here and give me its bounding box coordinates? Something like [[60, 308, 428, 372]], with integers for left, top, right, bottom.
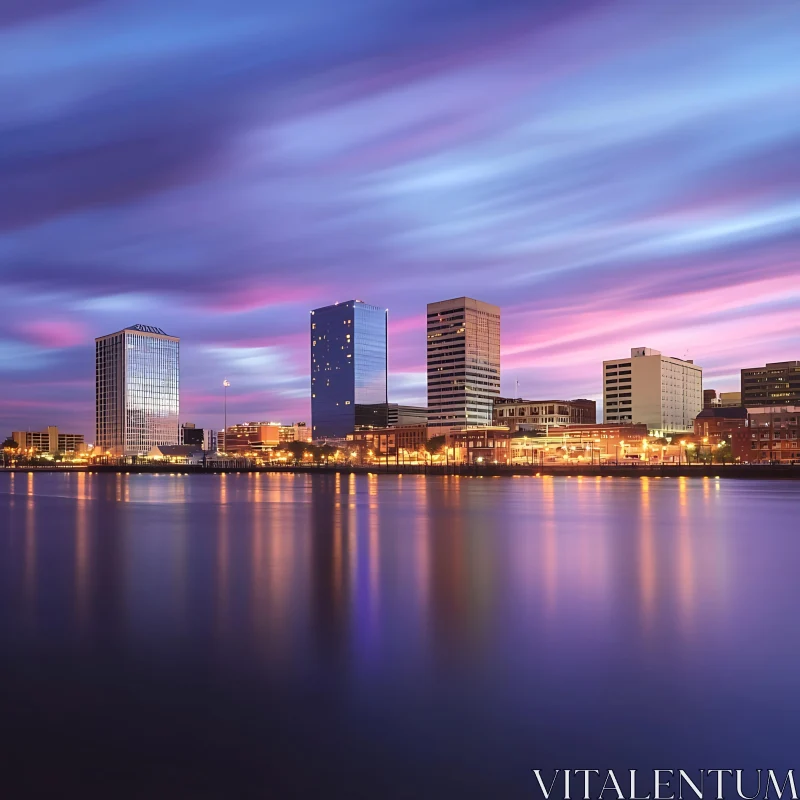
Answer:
[[2, 0, 799, 438]]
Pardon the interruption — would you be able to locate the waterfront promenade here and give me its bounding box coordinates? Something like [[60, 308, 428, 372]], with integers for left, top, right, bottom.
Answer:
[[4, 462, 800, 479]]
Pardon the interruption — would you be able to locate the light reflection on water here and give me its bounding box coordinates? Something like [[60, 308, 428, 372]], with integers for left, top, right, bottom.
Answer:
[[1, 472, 800, 796]]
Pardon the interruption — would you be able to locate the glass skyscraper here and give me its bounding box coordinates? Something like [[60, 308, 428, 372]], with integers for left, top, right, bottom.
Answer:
[[311, 301, 388, 440], [95, 324, 180, 456]]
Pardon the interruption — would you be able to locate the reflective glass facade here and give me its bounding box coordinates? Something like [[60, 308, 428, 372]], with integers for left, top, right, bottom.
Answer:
[[96, 325, 180, 456], [311, 301, 387, 439]]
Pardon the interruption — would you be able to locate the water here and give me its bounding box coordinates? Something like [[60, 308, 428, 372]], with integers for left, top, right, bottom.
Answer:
[[1, 471, 799, 797]]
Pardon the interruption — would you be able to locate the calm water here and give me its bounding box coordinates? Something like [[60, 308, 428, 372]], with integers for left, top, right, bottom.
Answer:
[[1, 472, 799, 797]]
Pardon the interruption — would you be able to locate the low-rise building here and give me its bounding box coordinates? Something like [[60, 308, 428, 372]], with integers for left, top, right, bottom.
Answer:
[[279, 422, 312, 443], [693, 407, 747, 446], [12, 426, 86, 455], [348, 424, 428, 458], [509, 423, 651, 464], [732, 406, 800, 463], [493, 397, 596, 432], [148, 445, 206, 464], [219, 422, 281, 453], [446, 427, 511, 465], [181, 423, 216, 451]]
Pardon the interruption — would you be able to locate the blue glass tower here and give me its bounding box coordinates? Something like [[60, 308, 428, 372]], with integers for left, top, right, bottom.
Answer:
[[311, 300, 388, 440]]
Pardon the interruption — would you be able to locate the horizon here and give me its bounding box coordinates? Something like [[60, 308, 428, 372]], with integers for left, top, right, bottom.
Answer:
[[2, 0, 799, 437]]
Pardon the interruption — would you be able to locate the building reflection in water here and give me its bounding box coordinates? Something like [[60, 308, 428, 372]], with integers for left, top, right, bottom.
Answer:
[[0, 470, 744, 683]]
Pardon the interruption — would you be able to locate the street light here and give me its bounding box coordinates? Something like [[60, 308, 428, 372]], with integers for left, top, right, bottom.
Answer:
[[223, 379, 230, 453]]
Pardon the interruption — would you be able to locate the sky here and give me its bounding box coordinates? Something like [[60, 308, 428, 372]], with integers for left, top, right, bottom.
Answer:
[[1, 0, 799, 438]]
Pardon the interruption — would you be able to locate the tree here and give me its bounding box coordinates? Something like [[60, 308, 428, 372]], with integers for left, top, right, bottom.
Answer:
[[284, 441, 306, 463], [425, 435, 446, 457], [714, 442, 733, 464], [2, 438, 18, 450]]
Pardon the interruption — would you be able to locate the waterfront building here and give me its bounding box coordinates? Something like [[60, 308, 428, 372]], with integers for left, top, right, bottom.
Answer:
[[732, 406, 800, 463], [279, 422, 312, 443], [493, 397, 596, 431], [95, 324, 180, 456], [446, 426, 511, 465], [427, 297, 500, 435], [181, 423, 216, 451], [509, 423, 651, 464], [311, 300, 388, 439], [147, 444, 206, 465], [602, 347, 702, 436], [347, 424, 429, 459], [219, 422, 281, 453], [692, 407, 748, 446], [741, 361, 800, 407], [387, 404, 428, 427], [11, 426, 86, 455]]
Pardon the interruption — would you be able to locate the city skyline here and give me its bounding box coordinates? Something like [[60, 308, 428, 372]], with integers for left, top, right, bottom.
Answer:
[[2, 0, 800, 436]]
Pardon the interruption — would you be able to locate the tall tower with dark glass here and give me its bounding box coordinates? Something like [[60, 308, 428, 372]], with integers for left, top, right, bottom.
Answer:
[[311, 301, 388, 440], [95, 324, 180, 456]]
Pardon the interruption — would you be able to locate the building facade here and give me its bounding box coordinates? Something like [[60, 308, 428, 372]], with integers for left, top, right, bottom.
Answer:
[[741, 362, 800, 407], [692, 407, 748, 446], [446, 427, 510, 465], [603, 347, 702, 435], [387, 404, 428, 427], [219, 422, 281, 452], [509, 423, 651, 463], [181, 423, 216, 451], [732, 406, 800, 463], [493, 397, 596, 431], [348, 424, 429, 459], [11, 426, 86, 454], [311, 300, 388, 439], [427, 297, 500, 435], [95, 324, 180, 456], [279, 422, 312, 443]]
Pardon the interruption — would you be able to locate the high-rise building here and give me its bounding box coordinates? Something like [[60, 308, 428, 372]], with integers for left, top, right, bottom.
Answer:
[[741, 361, 800, 407], [311, 300, 388, 440], [427, 297, 500, 435], [602, 347, 702, 436], [95, 324, 180, 456]]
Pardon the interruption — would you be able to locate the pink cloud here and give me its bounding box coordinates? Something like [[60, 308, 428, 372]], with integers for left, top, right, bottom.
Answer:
[[17, 319, 88, 349]]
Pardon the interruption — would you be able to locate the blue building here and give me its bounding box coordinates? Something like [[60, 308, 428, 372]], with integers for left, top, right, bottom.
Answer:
[[311, 300, 388, 440]]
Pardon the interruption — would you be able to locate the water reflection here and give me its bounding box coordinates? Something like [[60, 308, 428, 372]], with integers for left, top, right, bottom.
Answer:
[[2, 472, 800, 793]]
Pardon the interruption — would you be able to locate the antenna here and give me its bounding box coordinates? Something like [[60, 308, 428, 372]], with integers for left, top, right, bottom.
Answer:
[[515, 379, 520, 399]]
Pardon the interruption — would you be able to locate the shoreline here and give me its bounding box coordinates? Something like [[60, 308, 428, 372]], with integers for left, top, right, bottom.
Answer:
[[3, 463, 800, 479]]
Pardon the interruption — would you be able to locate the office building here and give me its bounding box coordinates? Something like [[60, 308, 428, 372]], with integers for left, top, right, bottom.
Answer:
[[387, 404, 428, 427], [95, 324, 180, 456], [11, 426, 86, 454], [279, 422, 312, 443], [741, 361, 800, 407], [732, 406, 800, 463], [446, 427, 511, 465], [493, 397, 596, 431], [311, 300, 388, 439], [181, 423, 216, 451], [704, 389, 743, 408], [602, 347, 702, 436], [427, 297, 500, 435]]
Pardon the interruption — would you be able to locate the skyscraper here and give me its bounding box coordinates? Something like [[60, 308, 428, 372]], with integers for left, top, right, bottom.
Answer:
[[311, 300, 387, 440], [427, 297, 501, 435], [95, 324, 180, 456]]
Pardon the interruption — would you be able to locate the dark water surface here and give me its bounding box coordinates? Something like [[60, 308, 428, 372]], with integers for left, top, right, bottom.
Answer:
[[1, 472, 799, 797]]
